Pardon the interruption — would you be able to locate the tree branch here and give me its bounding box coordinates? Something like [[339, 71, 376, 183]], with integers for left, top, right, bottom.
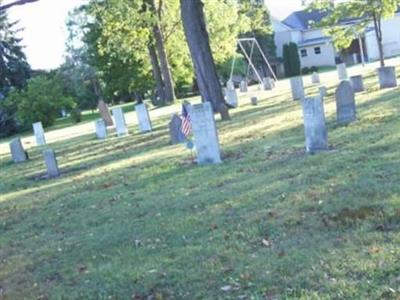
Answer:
[[0, 0, 39, 11]]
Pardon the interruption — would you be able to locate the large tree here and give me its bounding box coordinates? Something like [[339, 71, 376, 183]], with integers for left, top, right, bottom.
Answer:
[[180, 0, 230, 120], [309, 0, 400, 67]]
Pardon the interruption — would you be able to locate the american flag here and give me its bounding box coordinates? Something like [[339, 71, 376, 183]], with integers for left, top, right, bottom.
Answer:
[[181, 103, 192, 137]]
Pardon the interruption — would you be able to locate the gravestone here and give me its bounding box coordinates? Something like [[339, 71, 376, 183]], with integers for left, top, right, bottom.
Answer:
[[135, 103, 152, 133], [311, 72, 320, 84], [9, 138, 28, 163], [269, 77, 276, 88], [189, 102, 221, 164], [43, 149, 60, 178], [32, 122, 46, 146], [169, 114, 186, 144], [251, 96, 258, 106], [227, 80, 235, 90], [337, 63, 348, 81], [226, 88, 238, 108], [240, 80, 248, 93], [290, 76, 305, 101], [378, 66, 397, 89], [335, 80, 356, 124], [95, 119, 107, 139], [350, 75, 365, 93], [262, 77, 273, 90], [98, 100, 114, 126], [112, 107, 129, 136], [319, 86, 328, 98], [301, 97, 328, 153]]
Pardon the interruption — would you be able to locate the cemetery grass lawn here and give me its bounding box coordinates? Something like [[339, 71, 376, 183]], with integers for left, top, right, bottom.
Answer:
[[1, 64, 400, 299]]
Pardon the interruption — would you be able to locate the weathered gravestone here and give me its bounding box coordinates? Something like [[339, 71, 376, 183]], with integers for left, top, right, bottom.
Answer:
[[290, 76, 305, 101], [301, 97, 328, 153], [227, 80, 235, 90], [319, 86, 328, 98], [98, 100, 114, 126], [311, 72, 320, 84], [95, 119, 107, 139], [335, 80, 356, 124], [189, 102, 222, 164], [262, 77, 273, 90], [350, 75, 365, 93], [43, 149, 60, 178], [9, 138, 28, 163], [226, 88, 238, 108], [136, 103, 152, 133], [337, 63, 348, 81], [240, 80, 248, 93], [378, 66, 397, 89], [251, 96, 258, 106], [32, 122, 46, 146], [112, 107, 129, 136], [169, 114, 186, 144]]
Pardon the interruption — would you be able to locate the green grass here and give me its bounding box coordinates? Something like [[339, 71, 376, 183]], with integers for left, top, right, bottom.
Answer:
[[0, 64, 400, 299]]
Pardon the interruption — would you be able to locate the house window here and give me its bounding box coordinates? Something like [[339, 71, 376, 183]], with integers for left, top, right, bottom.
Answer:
[[300, 49, 308, 57], [314, 47, 321, 55]]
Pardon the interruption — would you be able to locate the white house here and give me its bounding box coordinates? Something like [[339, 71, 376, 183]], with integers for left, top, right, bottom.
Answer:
[[272, 8, 400, 70]]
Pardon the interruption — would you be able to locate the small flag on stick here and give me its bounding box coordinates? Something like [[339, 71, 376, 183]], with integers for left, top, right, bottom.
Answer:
[[181, 103, 192, 137]]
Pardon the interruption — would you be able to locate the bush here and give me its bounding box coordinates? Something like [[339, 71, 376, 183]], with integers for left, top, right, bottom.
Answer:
[[6, 76, 76, 129], [283, 42, 301, 77], [70, 108, 82, 123]]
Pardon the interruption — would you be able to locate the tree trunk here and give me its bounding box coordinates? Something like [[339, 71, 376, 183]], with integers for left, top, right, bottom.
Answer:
[[149, 0, 175, 103], [148, 43, 166, 106], [92, 78, 113, 126], [180, 0, 230, 120], [373, 13, 385, 67]]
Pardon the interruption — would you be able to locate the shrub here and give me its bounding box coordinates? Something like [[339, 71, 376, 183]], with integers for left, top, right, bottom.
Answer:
[[283, 42, 301, 77], [7, 76, 75, 128]]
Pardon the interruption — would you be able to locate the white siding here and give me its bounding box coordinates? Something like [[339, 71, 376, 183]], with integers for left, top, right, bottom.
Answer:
[[303, 29, 326, 40], [299, 44, 336, 68]]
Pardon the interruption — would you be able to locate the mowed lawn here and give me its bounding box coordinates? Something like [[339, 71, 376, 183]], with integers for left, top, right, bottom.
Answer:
[[0, 62, 399, 299]]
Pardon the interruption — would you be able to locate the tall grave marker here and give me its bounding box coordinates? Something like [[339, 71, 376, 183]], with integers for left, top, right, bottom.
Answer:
[[189, 102, 222, 164], [135, 103, 152, 133], [9, 138, 28, 163], [43, 149, 60, 178], [112, 107, 129, 136], [32, 122, 46, 146], [335, 80, 356, 124], [290, 76, 305, 101]]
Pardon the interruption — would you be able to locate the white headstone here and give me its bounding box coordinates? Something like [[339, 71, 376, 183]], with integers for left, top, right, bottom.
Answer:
[[337, 63, 348, 81], [95, 119, 107, 139], [135, 103, 152, 133], [189, 102, 221, 164], [301, 97, 328, 153], [227, 80, 235, 90], [43, 149, 60, 178], [350, 75, 364, 93], [262, 77, 273, 90], [226, 88, 238, 108], [112, 107, 128, 136], [311, 72, 320, 84], [290, 76, 305, 101], [9, 137, 28, 163], [240, 80, 248, 93], [32, 122, 46, 146], [169, 114, 186, 144], [378, 66, 397, 89]]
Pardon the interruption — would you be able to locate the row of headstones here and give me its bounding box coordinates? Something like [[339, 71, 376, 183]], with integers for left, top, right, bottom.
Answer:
[[293, 63, 398, 153], [9, 103, 154, 178], [224, 76, 275, 108]]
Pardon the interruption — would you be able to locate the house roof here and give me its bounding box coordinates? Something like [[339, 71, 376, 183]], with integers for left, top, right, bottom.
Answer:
[[282, 7, 400, 31], [282, 10, 328, 30], [297, 37, 332, 48]]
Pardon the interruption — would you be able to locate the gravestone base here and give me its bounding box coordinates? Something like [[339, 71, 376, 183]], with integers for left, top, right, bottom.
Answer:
[[378, 66, 397, 89], [350, 75, 365, 93], [189, 102, 222, 164], [43, 149, 60, 178], [301, 97, 328, 153], [290, 76, 305, 101], [9, 138, 28, 163]]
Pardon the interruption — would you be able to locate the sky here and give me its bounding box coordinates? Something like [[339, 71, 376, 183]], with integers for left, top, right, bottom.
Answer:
[[5, 0, 303, 70]]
